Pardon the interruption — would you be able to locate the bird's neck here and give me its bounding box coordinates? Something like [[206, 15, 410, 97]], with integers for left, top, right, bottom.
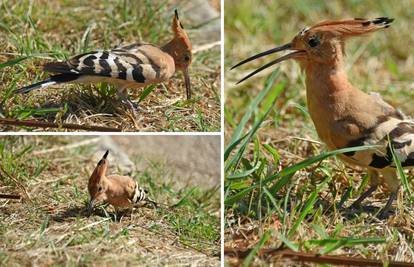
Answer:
[[303, 61, 357, 146], [304, 61, 355, 97]]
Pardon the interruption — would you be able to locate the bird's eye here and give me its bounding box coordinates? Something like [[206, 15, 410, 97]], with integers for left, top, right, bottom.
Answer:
[[184, 55, 190, 62], [308, 36, 320, 48], [98, 186, 102, 192]]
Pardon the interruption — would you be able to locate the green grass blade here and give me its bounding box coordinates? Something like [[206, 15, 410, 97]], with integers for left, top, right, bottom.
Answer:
[[171, 188, 196, 208], [226, 145, 380, 206], [225, 81, 285, 172], [288, 176, 330, 237], [388, 135, 412, 198], [227, 162, 261, 180], [278, 234, 299, 252], [225, 70, 280, 156], [0, 56, 29, 69], [242, 230, 271, 267], [138, 84, 157, 103], [224, 186, 255, 206], [264, 145, 380, 185], [306, 237, 386, 254], [224, 133, 248, 161]]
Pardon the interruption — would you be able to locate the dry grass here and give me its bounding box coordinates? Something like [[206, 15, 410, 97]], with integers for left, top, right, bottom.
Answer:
[[0, 136, 220, 266], [0, 0, 221, 132], [225, 0, 414, 265]]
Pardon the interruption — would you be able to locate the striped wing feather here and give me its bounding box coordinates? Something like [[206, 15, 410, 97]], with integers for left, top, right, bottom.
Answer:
[[347, 119, 414, 169], [44, 44, 170, 85]]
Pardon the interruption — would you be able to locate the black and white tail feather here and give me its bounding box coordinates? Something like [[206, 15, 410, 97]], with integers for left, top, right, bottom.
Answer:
[[14, 74, 80, 94], [132, 181, 157, 207]]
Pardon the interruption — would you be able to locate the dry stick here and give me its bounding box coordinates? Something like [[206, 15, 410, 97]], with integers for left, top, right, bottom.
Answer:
[[0, 193, 21, 199], [0, 118, 121, 132], [32, 137, 101, 155], [0, 166, 31, 202], [224, 248, 413, 267], [193, 41, 221, 53]]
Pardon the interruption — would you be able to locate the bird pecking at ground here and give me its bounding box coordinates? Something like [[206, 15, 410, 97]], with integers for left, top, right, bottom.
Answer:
[[87, 150, 156, 216]]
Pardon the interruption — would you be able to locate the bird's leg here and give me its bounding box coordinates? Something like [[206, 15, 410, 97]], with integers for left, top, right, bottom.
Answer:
[[336, 187, 352, 210], [349, 169, 380, 209], [116, 87, 138, 113], [378, 191, 398, 219], [129, 206, 134, 221], [378, 168, 400, 219]]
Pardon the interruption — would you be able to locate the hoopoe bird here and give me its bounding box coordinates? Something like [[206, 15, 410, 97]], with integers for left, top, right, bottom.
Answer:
[[87, 150, 156, 215], [233, 17, 414, 218], [15, 10, 192, 112]]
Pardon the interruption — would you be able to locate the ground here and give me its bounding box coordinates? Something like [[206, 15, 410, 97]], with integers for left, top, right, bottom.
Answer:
[[0, 0, 221, 132], [224, 0, 414, 265], [0, 136, 220, 266]]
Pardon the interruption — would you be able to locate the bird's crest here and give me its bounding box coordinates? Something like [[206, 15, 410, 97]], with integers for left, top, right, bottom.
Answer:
[[307, 17, 394, 37], [90, 150, 109, 188], [172, 9, 192, 51]]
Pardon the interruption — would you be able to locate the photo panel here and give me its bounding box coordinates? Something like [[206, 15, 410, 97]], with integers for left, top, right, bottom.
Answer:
[[0, 135, 221, 265]]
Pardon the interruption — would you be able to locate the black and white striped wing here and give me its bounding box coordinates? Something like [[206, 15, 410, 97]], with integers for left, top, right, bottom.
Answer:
[[44, 46, 165, 84], [347, 119, 414, 169]]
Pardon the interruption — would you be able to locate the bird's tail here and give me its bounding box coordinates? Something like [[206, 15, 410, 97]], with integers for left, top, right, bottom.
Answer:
[[14, 74, 80, 94], [132, 183, 158, 207]]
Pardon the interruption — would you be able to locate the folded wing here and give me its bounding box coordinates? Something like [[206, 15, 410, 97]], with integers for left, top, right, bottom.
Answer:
[[44, 44, 173, 85]]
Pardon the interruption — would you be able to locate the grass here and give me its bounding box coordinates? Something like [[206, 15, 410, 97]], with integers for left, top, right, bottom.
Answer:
[[0, 0, 221, 132], [0, 136, 220, 266], [225, 0, 414, 265]]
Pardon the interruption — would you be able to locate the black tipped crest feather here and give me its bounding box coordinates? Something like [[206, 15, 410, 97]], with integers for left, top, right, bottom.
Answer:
[[103, 150, 109, 159], [97, 150, 109, 166], [373, 17, 394, 25], [174, 9, 184, 29], [361, 17, 394, 27]]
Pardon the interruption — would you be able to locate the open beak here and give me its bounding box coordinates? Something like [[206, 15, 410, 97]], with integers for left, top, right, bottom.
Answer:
[[87, 198, 95, 215], [231, 43, 306, 84], [183, 69, 191, 100]]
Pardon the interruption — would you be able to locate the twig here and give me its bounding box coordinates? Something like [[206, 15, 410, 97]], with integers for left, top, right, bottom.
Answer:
[[0, 193, 21, 199], [193, 41, 221, 53], [0, 118, 121, 132], [224, 247, 414, 266], [32, 137, 101, 155], [78, 218, 111, 231], [0, 166, 31, 202]]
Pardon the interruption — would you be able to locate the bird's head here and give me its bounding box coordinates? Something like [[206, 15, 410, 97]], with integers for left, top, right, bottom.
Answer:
[[163, 9, 193, 99], [87, 150, 110, 214], [232, 17, 394, 83]]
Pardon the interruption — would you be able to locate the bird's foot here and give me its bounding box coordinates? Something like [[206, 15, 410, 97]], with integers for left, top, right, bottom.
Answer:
[[119, 98, 139, 118], [120, 98, 138, 110], [377, 207, 395, 220], [348, 202, 362, 211]]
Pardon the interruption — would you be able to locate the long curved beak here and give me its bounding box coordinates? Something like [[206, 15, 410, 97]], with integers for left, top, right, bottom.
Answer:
[[87, 198, 95, 215], [231, 43, 306, 84], [183, 69, 191, 99]]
